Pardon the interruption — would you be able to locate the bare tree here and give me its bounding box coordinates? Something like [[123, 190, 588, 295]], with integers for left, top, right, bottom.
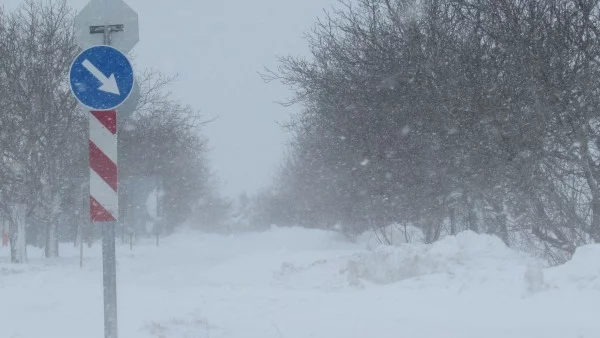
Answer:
[[260, 0, 600, 263], [0, 0, 81, 261]]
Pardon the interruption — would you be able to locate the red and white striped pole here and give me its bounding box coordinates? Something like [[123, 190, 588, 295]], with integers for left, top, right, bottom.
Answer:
[[89, 109, 119, 338], [89, 110, 118, 222]]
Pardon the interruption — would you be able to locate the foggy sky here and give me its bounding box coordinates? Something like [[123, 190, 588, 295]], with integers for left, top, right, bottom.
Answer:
[[2, 0, 332, 198]]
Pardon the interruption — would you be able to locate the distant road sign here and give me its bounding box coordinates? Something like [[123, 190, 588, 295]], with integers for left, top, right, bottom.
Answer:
[[75, 0, 139, 53], [70, 45, 135, 111]]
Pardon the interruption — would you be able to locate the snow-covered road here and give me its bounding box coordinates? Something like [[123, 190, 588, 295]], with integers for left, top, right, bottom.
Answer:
[[1, 227, 599, 338]]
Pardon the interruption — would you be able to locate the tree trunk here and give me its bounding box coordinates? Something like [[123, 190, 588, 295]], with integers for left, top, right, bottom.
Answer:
[[45, 223, 59, 258], [579, 133, 600, 242], [9, 204, 27, 264], [496, 203, 509, 247], [591, 197, 600, 243], [466, 195, 479, 233], [449, 207, 457, 236]]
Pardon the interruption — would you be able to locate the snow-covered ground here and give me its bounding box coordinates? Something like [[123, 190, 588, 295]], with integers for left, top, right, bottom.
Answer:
[[1, 226, 599, 338]]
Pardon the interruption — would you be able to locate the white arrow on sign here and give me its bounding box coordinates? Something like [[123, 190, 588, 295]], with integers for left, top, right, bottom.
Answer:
[[82, 59, 120, 95]]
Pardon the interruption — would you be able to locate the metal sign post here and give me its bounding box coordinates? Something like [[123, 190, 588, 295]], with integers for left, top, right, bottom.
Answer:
[[71, 1, 139, 338]]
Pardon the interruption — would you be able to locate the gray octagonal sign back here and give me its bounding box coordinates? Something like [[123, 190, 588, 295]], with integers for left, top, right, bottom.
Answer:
[[75, 0, 139, 53]]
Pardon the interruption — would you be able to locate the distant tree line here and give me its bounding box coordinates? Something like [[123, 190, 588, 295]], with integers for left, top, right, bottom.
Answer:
[[0, 0, 216, 262], [257, 0, 600, 263]]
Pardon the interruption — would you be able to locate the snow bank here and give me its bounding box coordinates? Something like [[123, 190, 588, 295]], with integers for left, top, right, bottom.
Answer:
[[272, 227, 600, 295], [273, 230, 536, 294], [347, 231, 521, 286]]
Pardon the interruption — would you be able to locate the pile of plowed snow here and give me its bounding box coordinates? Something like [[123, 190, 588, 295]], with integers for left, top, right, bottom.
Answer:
[[272, 230, 536, 293], [347, 231, 525, 287], [272, 228, 600, 296]]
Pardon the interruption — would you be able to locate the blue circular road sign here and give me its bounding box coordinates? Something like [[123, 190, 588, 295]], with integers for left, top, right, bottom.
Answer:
[[70, 45, 135, 111]]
